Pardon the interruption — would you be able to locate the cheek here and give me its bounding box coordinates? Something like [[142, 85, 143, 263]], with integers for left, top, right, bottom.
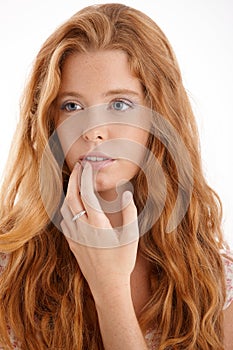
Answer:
[[138, 130, 149, 145], [121, 128, 149, 161], [61, 140, 82, 171], [121, 127, 148, 145]]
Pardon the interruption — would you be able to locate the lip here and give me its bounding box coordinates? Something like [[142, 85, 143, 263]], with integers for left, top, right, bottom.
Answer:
[[79, 152, 116, 170]]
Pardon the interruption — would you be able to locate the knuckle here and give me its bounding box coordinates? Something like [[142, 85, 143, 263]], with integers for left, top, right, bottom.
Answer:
[[127, 205, 137, 216], [60, 205, 66, 217], [66, 192, 76, 204], [92, 218, 111, 229], [60, 220, 66, 233]]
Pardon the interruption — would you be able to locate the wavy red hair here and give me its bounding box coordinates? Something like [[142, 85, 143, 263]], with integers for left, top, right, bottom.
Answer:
[[0, 4, 227, 349]]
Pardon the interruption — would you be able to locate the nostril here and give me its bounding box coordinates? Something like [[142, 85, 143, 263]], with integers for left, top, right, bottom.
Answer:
[[83, 130, 105, 141], [82, 124, 108, 142]]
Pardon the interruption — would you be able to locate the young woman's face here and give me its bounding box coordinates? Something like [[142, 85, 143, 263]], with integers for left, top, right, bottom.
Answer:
[[56, 50, 149, 199]]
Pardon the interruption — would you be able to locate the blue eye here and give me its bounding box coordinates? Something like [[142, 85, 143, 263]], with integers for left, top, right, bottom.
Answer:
[[61, 102, 82, 112], [110, 100, 133, 111]]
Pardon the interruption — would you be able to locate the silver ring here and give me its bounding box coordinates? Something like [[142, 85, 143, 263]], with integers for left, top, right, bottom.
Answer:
[[72, 210, 86, 221]]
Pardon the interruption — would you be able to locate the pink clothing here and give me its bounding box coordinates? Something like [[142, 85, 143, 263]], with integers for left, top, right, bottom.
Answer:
[[0, 251, 233, 349], [222, 251, 233, 309]]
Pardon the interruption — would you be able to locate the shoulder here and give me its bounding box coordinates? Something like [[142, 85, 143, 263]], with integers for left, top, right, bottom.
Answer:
[[222, 250, 233, 310]]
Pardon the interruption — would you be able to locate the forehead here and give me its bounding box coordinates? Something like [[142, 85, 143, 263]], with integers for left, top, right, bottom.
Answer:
[[59, 50, 143, 95]]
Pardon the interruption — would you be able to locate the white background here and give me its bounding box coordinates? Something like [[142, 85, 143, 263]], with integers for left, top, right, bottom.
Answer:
[[0, 0, 232, 248]]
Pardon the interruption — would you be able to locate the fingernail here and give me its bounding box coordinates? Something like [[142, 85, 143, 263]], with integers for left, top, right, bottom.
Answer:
[[84, 162, 92, 171], [74, 162, 81, 169]]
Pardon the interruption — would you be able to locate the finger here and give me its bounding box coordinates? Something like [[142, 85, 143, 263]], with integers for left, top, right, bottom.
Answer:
[[60, 219, 80, 247], [66, 162, 86, 218], [60, 200, 80, 233], [61, 203, 91, 245], [80, 162, 105, 219], [60, 199, 73, 221], [122, 191, 137, 224], [120, 191, 139, 245], [60, 219, 71, 239]]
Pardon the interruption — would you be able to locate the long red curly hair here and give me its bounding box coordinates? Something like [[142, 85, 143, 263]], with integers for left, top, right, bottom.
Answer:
[[0, 4, 227, 349]]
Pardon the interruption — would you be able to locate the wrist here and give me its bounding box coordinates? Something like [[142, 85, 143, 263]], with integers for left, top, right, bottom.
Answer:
[[90, 276, 132, 308]]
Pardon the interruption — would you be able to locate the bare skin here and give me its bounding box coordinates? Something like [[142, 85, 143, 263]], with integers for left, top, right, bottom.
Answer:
[[58, 50, 150, 349], [223, 302, 233, 349], [60, 162, 149, 349], [57, 50, 233, 349]]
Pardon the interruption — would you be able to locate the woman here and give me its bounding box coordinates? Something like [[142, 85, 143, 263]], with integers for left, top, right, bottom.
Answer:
[[0, 3, 233, 349]]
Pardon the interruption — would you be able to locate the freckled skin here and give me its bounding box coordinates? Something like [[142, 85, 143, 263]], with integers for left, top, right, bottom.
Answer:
[[56, 50, 149, 201]]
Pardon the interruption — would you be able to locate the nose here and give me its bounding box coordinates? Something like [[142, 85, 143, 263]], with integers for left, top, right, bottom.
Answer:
[[82, 125, 108, 142]]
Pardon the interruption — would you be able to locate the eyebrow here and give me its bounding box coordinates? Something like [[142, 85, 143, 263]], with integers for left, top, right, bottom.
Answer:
[[57, 89, 142, 100], [104, 89, 142, 98]]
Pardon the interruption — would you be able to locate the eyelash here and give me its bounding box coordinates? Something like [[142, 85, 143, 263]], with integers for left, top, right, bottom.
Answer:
[[60, 99, 134, 113], [109, 99, 134, 111], [60, 101, 82, 112]]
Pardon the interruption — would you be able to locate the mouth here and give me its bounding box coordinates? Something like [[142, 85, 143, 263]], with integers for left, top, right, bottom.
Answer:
[[79, 152, 116, 170]]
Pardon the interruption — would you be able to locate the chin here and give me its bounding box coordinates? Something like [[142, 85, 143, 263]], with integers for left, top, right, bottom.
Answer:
[[93, 178, 116, 194]]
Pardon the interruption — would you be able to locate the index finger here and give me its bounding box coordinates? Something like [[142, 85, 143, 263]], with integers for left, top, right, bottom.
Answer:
[[65, 162, 85, 216], [80, 162, 105, 219]]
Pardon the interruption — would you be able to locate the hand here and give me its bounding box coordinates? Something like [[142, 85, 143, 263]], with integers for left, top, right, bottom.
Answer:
[[60, 162, 139, 299]]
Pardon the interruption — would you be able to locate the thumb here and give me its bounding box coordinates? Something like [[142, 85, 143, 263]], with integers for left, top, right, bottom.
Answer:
[[120, 191, 139, 245]]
